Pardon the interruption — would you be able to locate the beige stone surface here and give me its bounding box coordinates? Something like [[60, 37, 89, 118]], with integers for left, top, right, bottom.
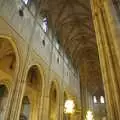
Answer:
[[0, 1, 81, 119]]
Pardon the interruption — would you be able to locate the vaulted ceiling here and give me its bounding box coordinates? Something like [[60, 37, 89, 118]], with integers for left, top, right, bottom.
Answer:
[[40, 0, 104, 95]]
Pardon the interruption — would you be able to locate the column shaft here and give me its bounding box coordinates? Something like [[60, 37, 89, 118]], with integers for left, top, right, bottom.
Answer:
[[91, 0, 120, 119]]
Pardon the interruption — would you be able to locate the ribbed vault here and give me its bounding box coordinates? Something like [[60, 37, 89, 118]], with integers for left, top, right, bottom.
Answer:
[[40, 0, 104, 95]]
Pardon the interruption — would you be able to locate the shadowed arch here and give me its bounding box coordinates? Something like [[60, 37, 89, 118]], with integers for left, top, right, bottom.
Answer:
[[19, 64, 44, 120], [49, 80, 60, 120], [26, 63, 45, 92], [0, 35, 20, 75]]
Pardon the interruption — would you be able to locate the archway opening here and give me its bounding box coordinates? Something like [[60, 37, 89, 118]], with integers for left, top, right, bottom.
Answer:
[[49, 82, 58, 120], [20, 65, 43, 120], [27, 65, 42, 91]]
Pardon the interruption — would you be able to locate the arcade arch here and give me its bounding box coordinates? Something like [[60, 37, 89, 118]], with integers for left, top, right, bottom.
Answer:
[[0, 36, 19, 119], [20, 65, 43, 120]]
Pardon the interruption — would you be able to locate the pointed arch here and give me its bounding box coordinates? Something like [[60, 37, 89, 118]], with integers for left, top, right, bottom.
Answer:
[[0, 35, 20, 76], [49, 80, 60, 120]]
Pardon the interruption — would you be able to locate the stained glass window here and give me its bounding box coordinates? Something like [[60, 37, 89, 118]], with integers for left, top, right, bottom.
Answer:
[[42, 17, 48, 32]]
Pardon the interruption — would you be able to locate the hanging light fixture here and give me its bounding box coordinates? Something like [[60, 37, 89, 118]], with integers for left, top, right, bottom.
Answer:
[[86, 110, 94, 120], [64, 99, 75, 114]]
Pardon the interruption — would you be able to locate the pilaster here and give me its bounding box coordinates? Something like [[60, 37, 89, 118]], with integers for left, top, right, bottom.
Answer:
[[91, 0, 120, 119]]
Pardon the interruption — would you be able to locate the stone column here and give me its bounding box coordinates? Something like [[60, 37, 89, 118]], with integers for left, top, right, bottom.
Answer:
[[37, 93, 44, 120], [91, 0, 120, 119], [40, 95, 50, 120], [81, 86, 88, 119], [5, 69, 27, 120], [0, 69, 19, 120], [37, 70, 50, 120], [60, 105, 64, 120], [80, 60, 89, 119], [59, 89, 64, 120]]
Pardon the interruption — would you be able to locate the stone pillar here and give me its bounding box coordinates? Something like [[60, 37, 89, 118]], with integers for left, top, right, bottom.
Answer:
[[6, 69, 28, 120], [91, 0, 120, 119], [38, 72, 50, 120], [59, 90, 64, 120], [37, 93, 44, 120], [40, 96, 50, 120], [0, 69, 19, 120], [80, 60, 89, 119], [81, 86, 89, 119]]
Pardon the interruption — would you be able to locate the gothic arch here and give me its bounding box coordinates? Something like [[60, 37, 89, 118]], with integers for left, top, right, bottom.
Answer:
[[49, 80, 60, 120], [0, 35, 20, 75], [0, 35, 20, 92], [0, 35, 20, 119], [26, 63, 45, 92], [20, 64, 44, 120]]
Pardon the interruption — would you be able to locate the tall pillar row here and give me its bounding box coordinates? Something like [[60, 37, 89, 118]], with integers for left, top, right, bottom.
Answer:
[[91, 0, 120, 119], [80, 60, 89, 119]]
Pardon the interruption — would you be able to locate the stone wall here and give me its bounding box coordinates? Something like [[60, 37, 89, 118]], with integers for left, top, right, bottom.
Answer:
[[0, 0, 81, 119]]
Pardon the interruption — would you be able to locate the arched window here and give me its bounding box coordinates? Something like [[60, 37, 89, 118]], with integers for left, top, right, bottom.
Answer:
[[42, 40, 45, 46], [20, 96, 30, 120], [56, 42, 59, 50], [100, 96, 105, 103], [22, 0, 29, 5], [93, 96, 97, 103], [42, 17, 48, 32], [57, 57, 59, 64]]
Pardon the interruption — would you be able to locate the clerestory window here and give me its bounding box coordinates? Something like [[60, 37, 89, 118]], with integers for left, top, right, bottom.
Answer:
[[56, 42, 59, 50], [42, 17, 48, 32], [93, 96, 97, 103], [22, 0, 29, 5], [100, 96, 105, 104]]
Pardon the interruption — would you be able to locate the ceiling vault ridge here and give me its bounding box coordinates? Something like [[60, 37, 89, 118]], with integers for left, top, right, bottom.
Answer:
[[40, 0, 104, 94]]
